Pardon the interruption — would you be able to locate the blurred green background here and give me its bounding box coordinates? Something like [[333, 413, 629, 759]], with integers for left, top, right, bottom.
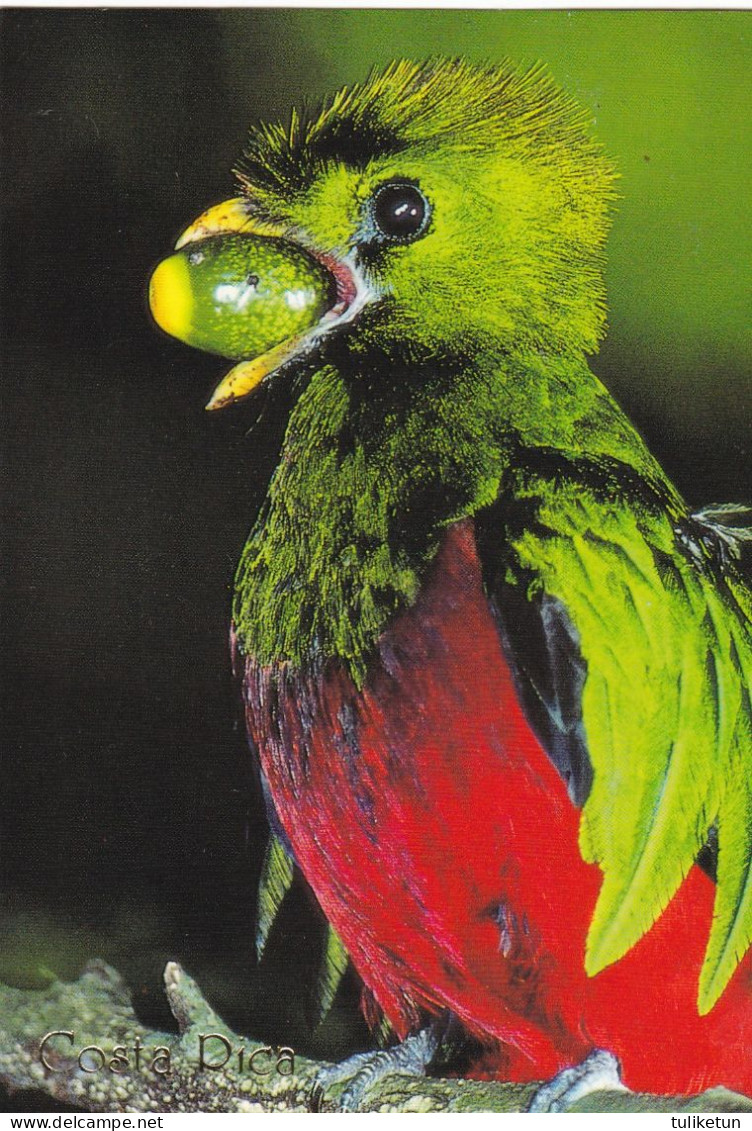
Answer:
[[1, 8, 750, 1111]]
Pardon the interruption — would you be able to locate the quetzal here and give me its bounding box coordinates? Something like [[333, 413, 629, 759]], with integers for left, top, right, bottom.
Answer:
[[149, 58, 752, 1102]]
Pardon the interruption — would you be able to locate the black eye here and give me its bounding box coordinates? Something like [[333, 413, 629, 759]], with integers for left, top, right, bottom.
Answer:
[[371, 182, 430, 243]]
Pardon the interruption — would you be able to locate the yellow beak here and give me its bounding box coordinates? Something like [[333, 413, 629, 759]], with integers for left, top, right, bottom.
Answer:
[[174, 197, 285, 249]]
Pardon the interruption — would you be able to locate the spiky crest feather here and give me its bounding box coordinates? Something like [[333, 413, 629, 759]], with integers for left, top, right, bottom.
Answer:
[[236, 57, 614, 208]]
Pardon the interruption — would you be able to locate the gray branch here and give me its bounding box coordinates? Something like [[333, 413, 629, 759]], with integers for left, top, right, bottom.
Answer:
[[1, 961, 750, 1113]]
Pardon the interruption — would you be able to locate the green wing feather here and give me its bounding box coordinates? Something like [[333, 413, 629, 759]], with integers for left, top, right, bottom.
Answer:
[[510, 476, 752, 1012]]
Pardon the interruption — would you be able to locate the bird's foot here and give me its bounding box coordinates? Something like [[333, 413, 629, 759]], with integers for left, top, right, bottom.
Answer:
[[311, 1026, 440, 1112], [528, 1048, 630, 1113]]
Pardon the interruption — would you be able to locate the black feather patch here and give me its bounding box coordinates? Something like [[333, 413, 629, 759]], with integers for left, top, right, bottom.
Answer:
[[475, 504, 593, 808], [489, 585, 593, 808], [311, 111, 407, 171], [696, 826, 718, 883]]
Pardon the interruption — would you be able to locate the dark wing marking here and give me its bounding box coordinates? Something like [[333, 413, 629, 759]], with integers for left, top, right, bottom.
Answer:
[[696, 825, 719, 883], [475, 500, 592, 807], [488, 581, 593, 808]]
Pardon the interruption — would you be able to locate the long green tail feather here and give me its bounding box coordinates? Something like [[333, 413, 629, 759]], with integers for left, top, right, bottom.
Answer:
[[256, 834, 294, 959], [257, 834, 348, 1023], [314, 924, 349, 1025]]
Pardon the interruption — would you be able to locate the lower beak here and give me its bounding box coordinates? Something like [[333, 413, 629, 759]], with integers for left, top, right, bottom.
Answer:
[[148, 199, 356, 410]]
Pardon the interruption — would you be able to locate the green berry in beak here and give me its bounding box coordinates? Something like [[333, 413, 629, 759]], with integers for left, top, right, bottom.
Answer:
[[149, 233, 334, 363]]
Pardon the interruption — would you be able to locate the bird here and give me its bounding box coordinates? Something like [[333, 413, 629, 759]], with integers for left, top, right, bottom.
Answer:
[[149, 57, 752, 1104]]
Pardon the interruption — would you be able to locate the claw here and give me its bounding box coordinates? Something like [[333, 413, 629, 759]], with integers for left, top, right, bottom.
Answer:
[[528, 1048, 629, 1112], [313, 1026, 440, 1112]]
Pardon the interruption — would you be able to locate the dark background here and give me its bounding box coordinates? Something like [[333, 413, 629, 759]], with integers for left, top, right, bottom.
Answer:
[[1, 7, 750, 1110]]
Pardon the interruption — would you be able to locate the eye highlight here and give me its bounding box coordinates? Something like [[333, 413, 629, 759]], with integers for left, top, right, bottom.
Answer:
[[369, 182, 431, 244]]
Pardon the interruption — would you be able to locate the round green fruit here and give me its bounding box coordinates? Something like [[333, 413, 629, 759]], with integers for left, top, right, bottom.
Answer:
[[149, 234, 333, 360]]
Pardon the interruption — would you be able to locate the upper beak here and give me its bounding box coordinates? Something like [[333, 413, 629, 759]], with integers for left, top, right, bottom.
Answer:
[[148, 198, 362, 411], [174, 197, 283, 248]]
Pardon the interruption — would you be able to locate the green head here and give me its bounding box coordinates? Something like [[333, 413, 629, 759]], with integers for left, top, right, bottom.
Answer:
[[237, 58, 615, 367], [151, 58, 616, 410]]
